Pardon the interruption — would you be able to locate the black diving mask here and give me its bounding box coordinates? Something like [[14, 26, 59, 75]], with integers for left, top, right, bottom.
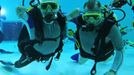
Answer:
[[41, 2, 58, 10]]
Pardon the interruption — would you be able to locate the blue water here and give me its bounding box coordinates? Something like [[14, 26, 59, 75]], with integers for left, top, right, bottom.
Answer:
[[0, 0, 134, 75]]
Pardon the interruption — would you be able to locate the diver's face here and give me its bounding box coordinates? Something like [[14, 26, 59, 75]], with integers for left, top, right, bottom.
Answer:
[[39, 2, 59, 15], [82, 12, 103, 25], [39, 2, 59, 23]]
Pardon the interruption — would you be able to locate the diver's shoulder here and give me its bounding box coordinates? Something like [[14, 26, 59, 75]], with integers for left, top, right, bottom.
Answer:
[[27, 7, 34, 12]]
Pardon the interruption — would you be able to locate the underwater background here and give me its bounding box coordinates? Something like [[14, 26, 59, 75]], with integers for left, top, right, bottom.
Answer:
[[0, 0, 134, 75]]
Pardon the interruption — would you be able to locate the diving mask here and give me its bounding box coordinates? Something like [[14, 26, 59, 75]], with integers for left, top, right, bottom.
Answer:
[[40, 2, 59, 11], [82, 12, 102, 20]]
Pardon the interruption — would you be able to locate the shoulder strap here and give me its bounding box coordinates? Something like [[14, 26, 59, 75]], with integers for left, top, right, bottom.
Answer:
[[94, 19, 115, 52], [90, 18, 116, 75], [71, 15, 86, 29], [56, 10, 67, 39]]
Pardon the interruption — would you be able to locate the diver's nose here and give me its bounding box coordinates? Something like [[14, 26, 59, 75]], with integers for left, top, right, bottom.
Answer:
[[88, 17, 95, 23], [46, 5, 53, 12]]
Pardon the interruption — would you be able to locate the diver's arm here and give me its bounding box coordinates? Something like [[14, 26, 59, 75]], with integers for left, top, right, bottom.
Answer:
[[16, 6, 28, 21], [66, 8, 81, 21], [104, 50, 124, 75], [16, 6, 35, 40], [105, 25, 125, 75], [110, 25, 124, 73], [111, 49, 124, 73]]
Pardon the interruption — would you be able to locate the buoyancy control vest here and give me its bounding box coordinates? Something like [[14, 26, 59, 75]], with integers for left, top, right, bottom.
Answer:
[[72, 14, 117, 75], [18, 6, 66, 70]]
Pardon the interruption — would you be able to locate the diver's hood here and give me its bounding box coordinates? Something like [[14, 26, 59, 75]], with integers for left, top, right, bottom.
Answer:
[[83, 0, 101, 13]]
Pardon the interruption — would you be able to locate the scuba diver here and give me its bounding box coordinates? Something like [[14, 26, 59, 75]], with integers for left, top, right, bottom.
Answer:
[[118, 20, 134, 36], [118, 26, 128, 36], [111, 0, 134, 12], [67, 0, 125, 75], [111, 0, 128, 8], [125, 40, 134, 48], [15, 0, 66, 70]]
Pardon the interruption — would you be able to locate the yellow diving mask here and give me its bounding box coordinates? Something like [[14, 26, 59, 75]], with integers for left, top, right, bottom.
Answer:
[[82, 12, 102, 21]]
